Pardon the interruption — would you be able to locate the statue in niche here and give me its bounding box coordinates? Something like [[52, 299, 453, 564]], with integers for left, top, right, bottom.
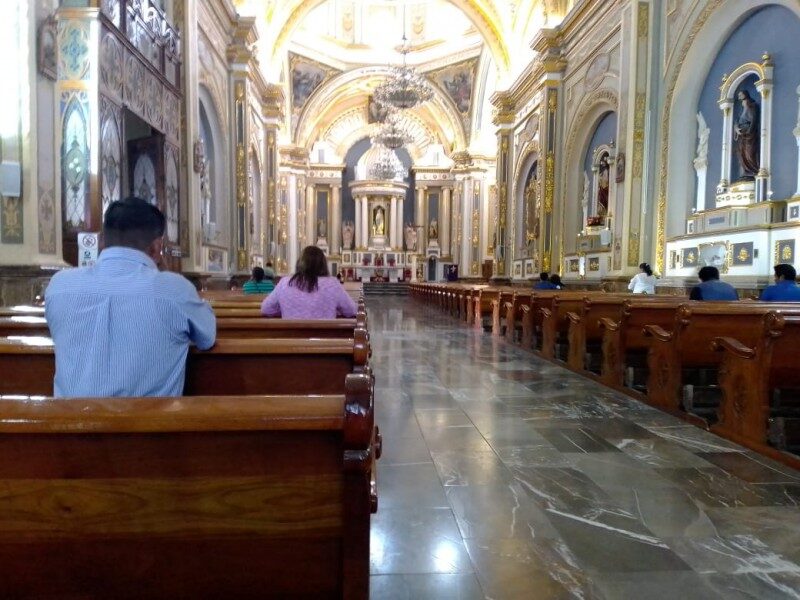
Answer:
[[404, 223, 417, 251], [342, 221, 354, 250], [596, 155, 610, 217], [317, 218, 327, 240], [694, 111, 710, 169], [524, 175, 539, 247], [373, 206, 385, 236], [582, 171, 591, 209], [734, 89, 760, 179], [428, 219, 438, 240]]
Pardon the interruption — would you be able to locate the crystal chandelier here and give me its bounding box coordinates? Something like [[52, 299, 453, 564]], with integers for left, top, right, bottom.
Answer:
[[371, 112, 413, 150], [374, 13, 434, 111], [369, 146, 406, 181]]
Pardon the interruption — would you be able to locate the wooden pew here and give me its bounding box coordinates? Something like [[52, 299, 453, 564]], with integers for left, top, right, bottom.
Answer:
[[712, 313, 800, 455], [0, 305, 44, 318], [504, 291, 533, 344], [598, 297, 688, 388], [0, 316, 49, 337], [490, 288, 517, 336], [0, 332, 370, 397], [565, 295, 629, 372], [473, 288, 502, 331], [0, 373, 378, 599], [643, 303, 800, 413], [539, 292, 607, 360]]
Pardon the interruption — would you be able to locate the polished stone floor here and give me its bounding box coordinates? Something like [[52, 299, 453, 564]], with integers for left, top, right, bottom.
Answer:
[[367, 297, 800, 600]]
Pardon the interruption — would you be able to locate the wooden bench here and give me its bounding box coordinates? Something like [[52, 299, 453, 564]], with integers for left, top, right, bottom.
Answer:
[[0, 372, 378, 598], [565, 295, 629, 372], [503, 291, 533, 344], [643, 303, 800, 413], [712, 313, 800, 455], [0, 305, 44, 318], [598, 297, 688, 388], [0, 332, 370, 397], [539, 292, 609, 360]]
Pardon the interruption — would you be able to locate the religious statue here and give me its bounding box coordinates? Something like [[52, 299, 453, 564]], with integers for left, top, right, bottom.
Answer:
[[694, 111, 710, 169], [428, 218, 438, 240], [581, 171, 590, 209], [524, 177, 538, 246], [373, 206, 385, 236], [342, 221, 354, 250], [596, 156, 610, 217], [317, 218, 327, 240], [733, 89, 760, 179], [404, 223, 417, 252]]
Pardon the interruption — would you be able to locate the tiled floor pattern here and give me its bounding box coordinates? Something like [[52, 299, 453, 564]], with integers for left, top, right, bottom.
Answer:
[[367, 298, 800, 599]]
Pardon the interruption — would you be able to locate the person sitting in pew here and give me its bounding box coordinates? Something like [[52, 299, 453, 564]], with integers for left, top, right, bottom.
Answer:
[[534, 272, 558, 290], [689, 266, 738, 301], [761, 263, 800, 302], [261, 245, 357, 319], [243, 266, 274, 294], [549, 274, 564, 290], [628, 262, 657, 294], [45, 197, 216, 397]]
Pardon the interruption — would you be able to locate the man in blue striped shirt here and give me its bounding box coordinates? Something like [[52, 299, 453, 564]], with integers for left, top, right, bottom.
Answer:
[[45, 197, 216, 397]]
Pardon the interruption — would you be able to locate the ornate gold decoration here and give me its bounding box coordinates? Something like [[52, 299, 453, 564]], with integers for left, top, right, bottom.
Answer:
[[471, 262, 479, 275], [627, 232, 640, 267], [542, 253, 551, 273], [632, 93, 647, 179], [471, 208, 480, 246], [544, 152, 555, 213], [637, 2, 649, 38], [737, 247, 750, 262]]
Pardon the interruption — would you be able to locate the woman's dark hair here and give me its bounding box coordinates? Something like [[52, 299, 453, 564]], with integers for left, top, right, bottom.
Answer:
[[252, 266, 265, 282], [639, 262, 653, 276], [549, 274, 562, 288], [289, 246, 329, 292]]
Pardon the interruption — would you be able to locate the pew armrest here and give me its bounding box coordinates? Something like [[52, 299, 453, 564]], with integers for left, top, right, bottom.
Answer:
[[540, 308, 552, 319], [503, 302, 514, 311], [519, 305, 531, 314], [643, 324, 672, 342], [711, 336, 756, 360], [598, 317, 619, 332], [566, 311, 581, 325]]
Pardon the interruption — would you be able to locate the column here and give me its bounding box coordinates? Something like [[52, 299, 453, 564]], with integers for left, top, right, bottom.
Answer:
[[441, 187, 452, 258], [306, 183, 315, 246], [415, 185, 427, 251], [460, 179, 472, 268], [794, 84, 800, 196], [718, 99, 733, 192], [330, 185, 341, 254], [389, 196, 398, 249], [361, 196, 369, 249], [397, 195, 405, 250], [354, 194, 362, 249], [287, 174, 298, 272], [755, 54, 774, 202]]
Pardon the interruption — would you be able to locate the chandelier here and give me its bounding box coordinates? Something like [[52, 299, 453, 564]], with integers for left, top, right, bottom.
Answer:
[[374, 22, 434, 110], [369, 146, 406, 181], [371, 112, 413, 150]]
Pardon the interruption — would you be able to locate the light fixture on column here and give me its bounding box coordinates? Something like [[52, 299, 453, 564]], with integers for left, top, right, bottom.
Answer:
[[373, 7, 434, 110], [371, 112, 413, 150], [368, 146, 407, 181]]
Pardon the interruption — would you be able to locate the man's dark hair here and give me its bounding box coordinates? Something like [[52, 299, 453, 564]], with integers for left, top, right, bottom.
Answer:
[[539, 272, 549, 281], [289, 246, 329, 293], [266, 261, 273, 267], [103, 197, 165, 251], [774, 263, 797, 281], [252, 267, 266, 282], [698, 266, 720, 282]]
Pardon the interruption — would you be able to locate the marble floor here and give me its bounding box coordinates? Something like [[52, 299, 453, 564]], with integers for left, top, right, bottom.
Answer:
[[367, 297, 800, 600]]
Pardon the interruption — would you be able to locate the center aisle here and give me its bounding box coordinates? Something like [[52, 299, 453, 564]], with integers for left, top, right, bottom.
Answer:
[[367, 297, 800, 600]]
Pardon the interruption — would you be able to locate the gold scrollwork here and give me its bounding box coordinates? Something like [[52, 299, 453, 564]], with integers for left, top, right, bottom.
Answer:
[[544, 152, 555, 213]]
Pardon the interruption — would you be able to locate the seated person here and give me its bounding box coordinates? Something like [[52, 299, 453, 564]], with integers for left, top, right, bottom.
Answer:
[[689, 266, 738, 301], [628, 262, 656, 294], [549, 274, 563, 290], [533, 272, 557, 290], [761, 263, 800, 302], [45, 197, 216, 397], [243, 266, 274, 294], [261, 246, 357, 319], [263, 261, 276, 279]]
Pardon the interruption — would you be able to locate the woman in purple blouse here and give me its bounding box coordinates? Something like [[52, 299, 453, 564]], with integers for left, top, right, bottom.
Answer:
[[261, 246, 358, 319]]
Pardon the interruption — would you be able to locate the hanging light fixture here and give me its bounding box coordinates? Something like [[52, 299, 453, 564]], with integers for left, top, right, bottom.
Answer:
[[371, 112, 413, 150], [369, 145, 407, 181], [373, 5, 434, 110]]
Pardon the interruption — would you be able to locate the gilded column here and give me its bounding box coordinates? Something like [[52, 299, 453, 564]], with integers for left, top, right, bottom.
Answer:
[[330, 184, 341, 255], [397, 194, 405, 250], [441, 187, 451, 259], [262, 85, 284, 266], [491, 93, 515, 278], [306, 183, 315, 245], [415, 185, 427, 251], [361, 196, 369, 249], [354, 194, 362, 249]]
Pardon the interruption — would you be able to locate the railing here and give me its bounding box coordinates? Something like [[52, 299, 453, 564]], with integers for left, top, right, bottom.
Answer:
[[99, 0, 181, 89]]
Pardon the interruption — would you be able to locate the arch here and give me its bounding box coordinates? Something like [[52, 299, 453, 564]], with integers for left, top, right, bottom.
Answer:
[[561, 89, 618, 255], [198, 85, 229, 245], [294, 66, 468, 153], [513, 141, 540, 259], [659, 0, 800, 270], [267, 0, 510, 75]]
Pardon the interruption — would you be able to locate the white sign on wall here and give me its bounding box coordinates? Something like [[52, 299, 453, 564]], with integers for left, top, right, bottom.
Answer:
[[77, 232, 99, 267]]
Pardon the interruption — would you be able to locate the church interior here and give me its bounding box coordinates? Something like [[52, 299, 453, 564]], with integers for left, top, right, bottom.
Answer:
[[1, 0, 800, 597]]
